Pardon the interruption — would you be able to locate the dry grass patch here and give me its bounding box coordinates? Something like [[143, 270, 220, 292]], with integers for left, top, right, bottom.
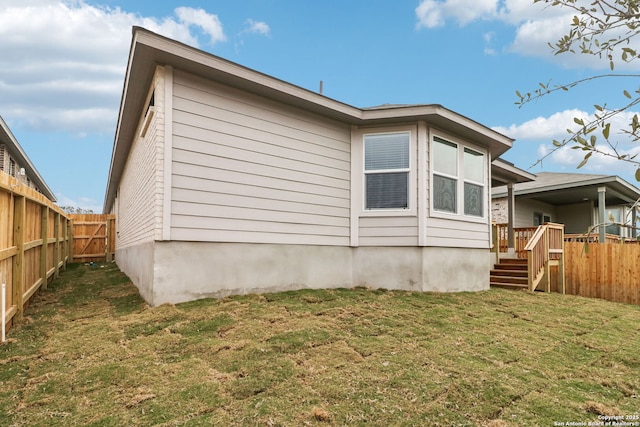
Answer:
[[0, 263, 639, 426]]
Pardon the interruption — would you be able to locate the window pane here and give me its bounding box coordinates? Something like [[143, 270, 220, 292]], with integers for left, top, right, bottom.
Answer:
[[605, 208, 621, 235], [366, 172, 408, 209], [464, 148, 483, 183], [464, 182, 483, 217], [433, 137, 457, 176], [365, 133, 410, 171], [433, 174, 457, 213]]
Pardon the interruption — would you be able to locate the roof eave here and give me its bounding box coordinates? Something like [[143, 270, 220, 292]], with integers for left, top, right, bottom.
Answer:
[[0, 116, 56, 202], [103, 27, 516, 212]]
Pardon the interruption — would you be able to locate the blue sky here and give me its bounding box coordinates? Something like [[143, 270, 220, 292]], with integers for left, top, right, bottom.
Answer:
[[1, 0, 638, 211]]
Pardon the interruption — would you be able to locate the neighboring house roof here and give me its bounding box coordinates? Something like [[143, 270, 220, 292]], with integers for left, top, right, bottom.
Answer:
[[104, 26, 515, 212], [492, 172, 640, 206], [0, 116, 56, 202]]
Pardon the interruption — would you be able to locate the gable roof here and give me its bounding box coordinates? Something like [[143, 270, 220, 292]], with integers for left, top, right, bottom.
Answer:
[[104, 27, 516, 212], [492, 172, 640, 206], [0, 116, 56, 202]]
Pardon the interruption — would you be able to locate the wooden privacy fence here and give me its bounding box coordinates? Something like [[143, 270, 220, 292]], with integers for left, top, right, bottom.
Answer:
[[0, 173, 71, 331], [69, 214, 115, 263], [564, 242, 640, 305]]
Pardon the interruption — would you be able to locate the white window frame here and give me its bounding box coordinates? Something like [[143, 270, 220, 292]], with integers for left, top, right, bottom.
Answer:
[[359, 127, 416, 217], [430, 133, 487, 222]]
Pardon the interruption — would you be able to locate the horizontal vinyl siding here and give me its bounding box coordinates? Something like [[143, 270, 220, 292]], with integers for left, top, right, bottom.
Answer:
[[117, 72, 163, 248], [356, 127, 420, 246], [426, 217, 489, 248], [170, 70, 351, 245], [515, 199, 557, 227], [359, 216, 418, 246]]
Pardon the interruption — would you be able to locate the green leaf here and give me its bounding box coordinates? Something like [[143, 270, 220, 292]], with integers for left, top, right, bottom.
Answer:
[[577, 152, 592, 169], [594, 104, 603, 111], [635, 168, 640, 182], [574, 117, 585, 126], [603, 123, 610, 139], [624, 90, 632, 98]]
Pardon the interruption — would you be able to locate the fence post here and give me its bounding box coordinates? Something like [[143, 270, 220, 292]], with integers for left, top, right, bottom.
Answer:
[[40, 206, 49, 289], [12, 195, 25, 322], [53, 211, 60, 279], [61, 216, 68, 270], [106, 216, 113, 263], [67, 219, 74, 263]]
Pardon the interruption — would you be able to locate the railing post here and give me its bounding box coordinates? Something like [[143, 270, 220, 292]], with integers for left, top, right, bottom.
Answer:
[[527, 249, 534, 292], [491, 223, 498, 265], [559, 225, 566, 294], [544, 227, 550, 293]]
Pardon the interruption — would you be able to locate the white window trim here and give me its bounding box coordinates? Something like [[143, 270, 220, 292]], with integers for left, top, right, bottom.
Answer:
[[358, 126, 417, 217], [430, 132, 488, 223]]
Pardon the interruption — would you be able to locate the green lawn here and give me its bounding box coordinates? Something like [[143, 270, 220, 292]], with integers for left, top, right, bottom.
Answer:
[[1, 263, 638, 426]]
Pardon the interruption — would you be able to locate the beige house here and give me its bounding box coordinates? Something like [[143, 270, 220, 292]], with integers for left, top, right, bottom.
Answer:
[[104, 27, 528, 305], [0, 116, 56, 201]]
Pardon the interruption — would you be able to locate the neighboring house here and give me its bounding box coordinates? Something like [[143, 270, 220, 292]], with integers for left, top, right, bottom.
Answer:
[[103, 27, 530, 305], [0, 115, 56, 201], [492, 172, 640, 239]]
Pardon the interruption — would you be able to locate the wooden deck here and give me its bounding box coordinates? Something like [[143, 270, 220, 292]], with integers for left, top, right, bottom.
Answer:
[[491, 223, 565, 293]]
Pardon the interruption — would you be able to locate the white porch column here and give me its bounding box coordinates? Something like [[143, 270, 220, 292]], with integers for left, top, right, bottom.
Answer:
[[507, 182, 515, 253], [598, 186, 606, 242]]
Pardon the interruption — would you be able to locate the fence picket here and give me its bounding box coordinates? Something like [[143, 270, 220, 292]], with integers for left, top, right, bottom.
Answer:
[[0, 173, 70, 332], [565, 242, 640, 305]]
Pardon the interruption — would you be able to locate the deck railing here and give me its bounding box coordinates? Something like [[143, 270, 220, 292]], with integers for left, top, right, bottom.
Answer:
[[523, 223, 565, 292], [494, 224, 538, 258], [564, 233, 640, 244]]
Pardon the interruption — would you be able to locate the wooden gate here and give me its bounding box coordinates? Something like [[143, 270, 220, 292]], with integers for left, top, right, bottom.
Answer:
[[69, 214, 115, 263]]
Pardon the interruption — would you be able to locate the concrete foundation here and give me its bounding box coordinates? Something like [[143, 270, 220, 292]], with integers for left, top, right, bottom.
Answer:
[[116, 242, 490, 306]]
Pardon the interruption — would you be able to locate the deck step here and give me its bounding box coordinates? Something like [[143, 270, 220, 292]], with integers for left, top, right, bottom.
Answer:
[[490, 258, 529, 290], [490, 269, 528, 277]]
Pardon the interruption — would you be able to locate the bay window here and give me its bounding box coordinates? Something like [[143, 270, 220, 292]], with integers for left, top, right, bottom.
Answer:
[[432, 136, 486, 218]]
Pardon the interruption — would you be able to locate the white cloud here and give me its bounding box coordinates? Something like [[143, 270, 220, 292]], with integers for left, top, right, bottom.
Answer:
[[175, 7, 226, 44], [414, 0, 640, 69], [493, 109, 589, 140], [495, 108, 640, 175], [483, 31, 497, 56], [416, 0, 497, 29], [0, 1, 228, 134], [244, 19, 271, 36], [55, 192, 103, 213]]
